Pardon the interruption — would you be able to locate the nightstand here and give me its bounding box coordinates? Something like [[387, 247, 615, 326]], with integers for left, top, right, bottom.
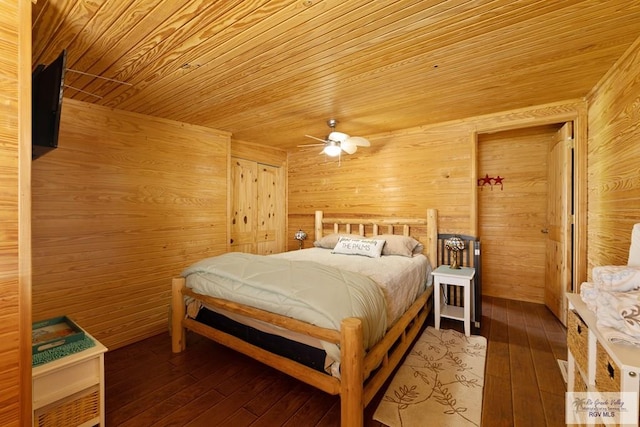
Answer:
[[32, 330, 107, 427], [431, 265, 476, 336]]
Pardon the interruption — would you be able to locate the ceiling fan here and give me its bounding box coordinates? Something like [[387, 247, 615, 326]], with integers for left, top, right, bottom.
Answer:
[[299, 119, 370, 158]]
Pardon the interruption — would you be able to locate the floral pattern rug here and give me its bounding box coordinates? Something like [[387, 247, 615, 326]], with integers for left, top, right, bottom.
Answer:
[[373, 327, 487, 427]]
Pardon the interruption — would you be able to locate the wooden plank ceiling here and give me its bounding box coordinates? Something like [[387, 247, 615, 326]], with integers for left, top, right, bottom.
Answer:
[[32, 0, 640, 150]]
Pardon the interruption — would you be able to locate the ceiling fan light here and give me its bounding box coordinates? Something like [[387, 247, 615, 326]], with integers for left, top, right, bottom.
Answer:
[[303, 119, 369, 161], [323, 143, 342, 157]]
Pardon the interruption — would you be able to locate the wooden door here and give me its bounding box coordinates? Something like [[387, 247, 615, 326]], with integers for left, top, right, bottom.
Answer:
[[544, 122, 573, 325], [230, 158, 286, 254], [256, 164, 285, 254], [478, 126, 552, 303], [230, 158, 257, 253]]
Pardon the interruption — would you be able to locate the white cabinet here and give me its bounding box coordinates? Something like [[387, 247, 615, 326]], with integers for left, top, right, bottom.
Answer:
[[566, 294, 640, 426], [32, 331, 107, 427]]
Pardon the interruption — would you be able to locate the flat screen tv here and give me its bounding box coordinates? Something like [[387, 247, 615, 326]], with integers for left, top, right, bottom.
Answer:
[[32, 49, 66, 160]]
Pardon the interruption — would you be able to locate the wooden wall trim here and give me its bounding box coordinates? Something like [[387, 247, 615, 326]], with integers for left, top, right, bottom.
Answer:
[[471, 99, 586, 133], [469, 131, 478, 236], [19, 0, 33, 423], [0, 0, 33, 423], [572, 109, 589, 288], [231, 138, 287, 167], [227, 144, 231, 253]]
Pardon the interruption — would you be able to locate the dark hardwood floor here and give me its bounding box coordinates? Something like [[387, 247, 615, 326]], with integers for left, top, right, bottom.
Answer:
[[104, 296, 568, 426]]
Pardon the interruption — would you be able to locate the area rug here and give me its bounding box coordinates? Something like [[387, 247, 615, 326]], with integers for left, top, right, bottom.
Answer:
[[373, 327, 487, 427]]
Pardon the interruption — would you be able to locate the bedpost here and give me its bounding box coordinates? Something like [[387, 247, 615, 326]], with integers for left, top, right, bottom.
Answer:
[[315, 210, 323, 241], [171, 277, 186, 353], [340, 317, 364, 427], [426, 208, 438, 269]]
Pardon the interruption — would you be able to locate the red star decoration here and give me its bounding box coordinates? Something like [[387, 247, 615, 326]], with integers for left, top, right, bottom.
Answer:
[[493, 175, 504, 190], [478, 174, 492, 189]]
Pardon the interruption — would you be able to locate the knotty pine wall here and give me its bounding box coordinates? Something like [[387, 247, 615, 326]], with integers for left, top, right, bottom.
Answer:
[[586, 37, 640, 273], [0, 0, 31, 424], [31, 99, 230, 350]]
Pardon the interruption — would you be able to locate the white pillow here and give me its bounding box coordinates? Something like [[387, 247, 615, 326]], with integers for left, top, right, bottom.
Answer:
[[378, 234, 424, 257], [332, 237, 386, 258]]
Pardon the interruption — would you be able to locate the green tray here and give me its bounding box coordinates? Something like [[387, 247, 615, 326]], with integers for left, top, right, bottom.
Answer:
[[32, 316, 85, 355]]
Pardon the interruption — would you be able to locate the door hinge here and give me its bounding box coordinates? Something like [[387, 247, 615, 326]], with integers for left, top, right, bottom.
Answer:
[[565, 137, 574, 149]]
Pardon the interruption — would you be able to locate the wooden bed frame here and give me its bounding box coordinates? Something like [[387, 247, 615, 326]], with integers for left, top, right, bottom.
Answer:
[[171, 209, 438, 427]]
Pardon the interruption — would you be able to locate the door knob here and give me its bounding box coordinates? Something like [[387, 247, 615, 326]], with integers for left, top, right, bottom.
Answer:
[[541, 228, 549, 234]]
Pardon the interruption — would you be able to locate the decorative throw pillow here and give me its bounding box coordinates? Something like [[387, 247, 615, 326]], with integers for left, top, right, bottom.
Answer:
[[332, 237, 386, 258], [378, 234, 424, 257], [314, 233, 363, 249]]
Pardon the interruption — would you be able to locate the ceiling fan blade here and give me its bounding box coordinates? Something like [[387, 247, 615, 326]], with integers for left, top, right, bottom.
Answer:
[[347, 136, 370, 147], [328, 131, 348, 142], [340, 140, 358, 154], [304, 134, 328, 143], [298, 143, 326, 148]]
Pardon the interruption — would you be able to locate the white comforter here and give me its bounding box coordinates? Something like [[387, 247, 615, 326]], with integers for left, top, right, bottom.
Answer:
[[272, 247, 431, 325], [182, 251, 389, 362]]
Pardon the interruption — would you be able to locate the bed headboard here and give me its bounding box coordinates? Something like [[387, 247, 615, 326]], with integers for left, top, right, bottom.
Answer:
[[314, 209, 438, 268]]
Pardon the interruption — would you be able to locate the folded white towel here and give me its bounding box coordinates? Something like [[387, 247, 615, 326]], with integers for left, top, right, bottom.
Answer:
[[592, 265, 640, 292], [620, 303, 640, 335], [579, 282, 600, 312], [594, 290, 640, 347], [599, 325, 640, 347]]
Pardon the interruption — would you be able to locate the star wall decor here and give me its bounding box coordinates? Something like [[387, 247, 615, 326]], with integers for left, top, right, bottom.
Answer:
[[477, 174, 504, 190]]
